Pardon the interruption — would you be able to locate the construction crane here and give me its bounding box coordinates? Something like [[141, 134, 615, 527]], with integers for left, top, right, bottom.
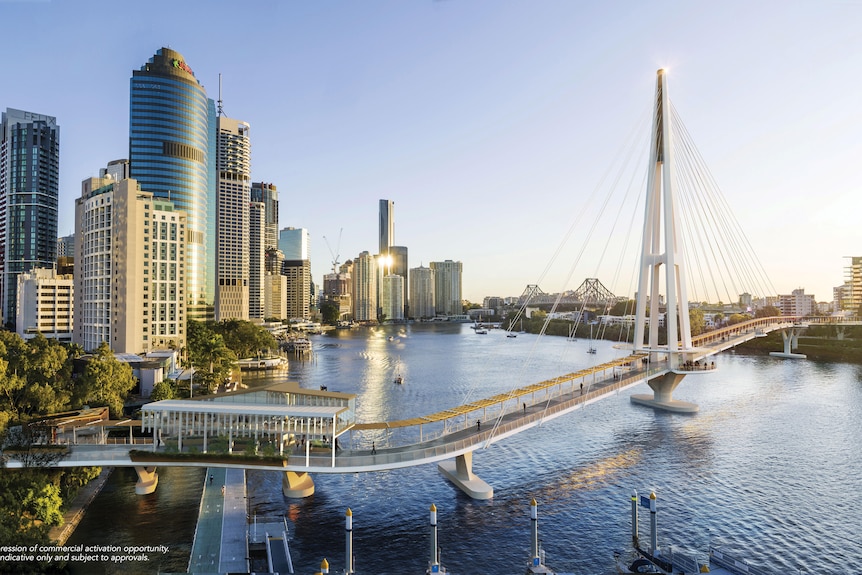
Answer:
[[323, 228, 343, 274]]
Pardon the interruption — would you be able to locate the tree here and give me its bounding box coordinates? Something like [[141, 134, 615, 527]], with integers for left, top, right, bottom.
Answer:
[[79, 342, 136, 417], [212, 319, 277, 359], [689, 308, 705, 336], [727, 313, 750, 325], [320, 301, 340, 325], [755, 305, 781, 318], [608, 299, 637, 316], [149, 379, 176, 402]]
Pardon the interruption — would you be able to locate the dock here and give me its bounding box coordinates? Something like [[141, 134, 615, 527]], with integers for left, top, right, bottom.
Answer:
[[188, 467, 292, 574]]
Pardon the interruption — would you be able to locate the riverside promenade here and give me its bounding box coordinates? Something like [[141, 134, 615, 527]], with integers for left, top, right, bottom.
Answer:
[[188, 467, 248, 574], [48, 468, 113, 545]]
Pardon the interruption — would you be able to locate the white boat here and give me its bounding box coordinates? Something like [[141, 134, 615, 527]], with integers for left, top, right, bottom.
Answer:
[[475, 329, 488, 334]]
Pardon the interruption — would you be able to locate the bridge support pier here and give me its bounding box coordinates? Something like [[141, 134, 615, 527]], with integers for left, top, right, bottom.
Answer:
[[438, 451, 493, 500], [631, 373, 698, 413], [769, 328, 807, 359], [282, 471, 315, 498], [134, 466, 158, 495]]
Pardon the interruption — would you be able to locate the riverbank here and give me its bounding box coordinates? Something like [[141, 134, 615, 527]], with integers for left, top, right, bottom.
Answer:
[[734, 332, 862, 363], [48, 468, 112, 545]]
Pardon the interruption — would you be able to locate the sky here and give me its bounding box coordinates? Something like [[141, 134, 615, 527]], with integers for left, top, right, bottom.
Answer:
[[3, 0, 861, 304]]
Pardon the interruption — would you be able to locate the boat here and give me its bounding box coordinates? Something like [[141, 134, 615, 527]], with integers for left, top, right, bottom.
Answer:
[[615, 489, 778, 575], [394, 374, 403, 384], [237, 356, 288, 370], [507, 332, 517, 338], [475, 328, 488, 334]]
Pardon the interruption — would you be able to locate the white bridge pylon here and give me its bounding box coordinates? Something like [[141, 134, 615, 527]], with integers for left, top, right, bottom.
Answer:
[[632, 68, 699, 413]]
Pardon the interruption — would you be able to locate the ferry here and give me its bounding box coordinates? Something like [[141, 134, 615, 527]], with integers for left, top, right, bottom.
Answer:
[[237, 356, 287, 370]]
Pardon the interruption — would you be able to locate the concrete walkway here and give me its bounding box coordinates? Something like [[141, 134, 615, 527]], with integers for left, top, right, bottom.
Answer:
[[188, 467, 248, 574], [49, 467, 113, 545]]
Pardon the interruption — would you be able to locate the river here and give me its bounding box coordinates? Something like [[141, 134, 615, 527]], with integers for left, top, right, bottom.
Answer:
[[69, 323, 862, 574]]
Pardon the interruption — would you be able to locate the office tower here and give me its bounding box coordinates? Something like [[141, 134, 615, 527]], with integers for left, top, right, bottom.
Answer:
[[251, 182, 278, 250], [279, 227, 310, 260], [409, 265, 435, 319], [16, 268, 73, 342], [129, 47, 215, 321], [380, 274, 404, 321], [379, 199, 394, 256], [101, 158, 130, 181], [431, 260, 463, 316], [352, 251, 378, 322], [214, 117, 251, 321], [282, 260, 311, 320], [249, 201, 265, 319], [0, 108, 60, 327], [74, 176, 186, 354]]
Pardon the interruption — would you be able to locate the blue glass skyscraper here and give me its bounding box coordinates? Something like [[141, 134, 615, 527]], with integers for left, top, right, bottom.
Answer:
[[129, 47, 215, 321], [0, 108, 60, 327]]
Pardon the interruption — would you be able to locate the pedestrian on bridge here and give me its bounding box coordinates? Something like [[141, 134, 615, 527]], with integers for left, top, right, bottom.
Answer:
[[477, 420, 481, 432], [580, 382, 584, 394], [371, 442, 376, 455]]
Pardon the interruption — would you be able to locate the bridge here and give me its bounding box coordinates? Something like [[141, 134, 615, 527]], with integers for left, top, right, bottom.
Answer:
[[5, 70, 847, 500]]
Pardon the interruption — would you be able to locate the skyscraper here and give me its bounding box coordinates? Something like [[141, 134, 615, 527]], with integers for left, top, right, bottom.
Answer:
[[214, 117, 251, 321], [248, 201, 265, 320], [379, 199, 394, 255], [129, 47, 215, 321], [279, 227, 310, 260], [0, 108, 60, 327], [409, 265, 435, 319], [251, 182, 278, 251], [431, 260, 463, 317], [353, 251, 378, 323]]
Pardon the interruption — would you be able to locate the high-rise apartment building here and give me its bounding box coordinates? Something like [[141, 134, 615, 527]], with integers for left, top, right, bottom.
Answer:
[[380, 274, 404, 321], [409, 265, 435, 319], [57, 234, 75, 258], [214, 117, 251, 321], [129, 47, 215, 321], [264, 272, 287, 320], [16, 268, 73, 342], [74, 177, 186, 354], [379, 199, 394, 255], [0, 108, 60, 327], [431, 260, 463, 316], [353, 251, 377, 322]]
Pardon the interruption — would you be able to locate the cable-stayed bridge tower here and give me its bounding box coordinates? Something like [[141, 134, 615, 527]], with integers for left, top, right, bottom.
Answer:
[[631, 69, 698, 412]]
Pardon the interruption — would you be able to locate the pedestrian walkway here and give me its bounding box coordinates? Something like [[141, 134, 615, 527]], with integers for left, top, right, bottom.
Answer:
[[49, 468, 113, 544], [220, 468, 248, 572]]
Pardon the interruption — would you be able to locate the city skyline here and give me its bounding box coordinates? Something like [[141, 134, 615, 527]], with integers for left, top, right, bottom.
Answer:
[[4, 1, 861, 303]]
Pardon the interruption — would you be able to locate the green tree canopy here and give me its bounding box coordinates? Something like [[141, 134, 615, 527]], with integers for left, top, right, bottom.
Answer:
[[149, 379, 176, 402], [211, 319, 277, 359], [689, 308, 705, 336], [79, 342, 136, 417], [755, 305, 781, 318]]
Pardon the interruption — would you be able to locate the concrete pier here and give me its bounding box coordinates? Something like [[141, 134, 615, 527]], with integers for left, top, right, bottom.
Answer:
[[133, 466, 158, 495], [438, 451, 493, 499], [769, 327, 807, 359], [630, 372, 698, 413], [283, 470, 315, 498]]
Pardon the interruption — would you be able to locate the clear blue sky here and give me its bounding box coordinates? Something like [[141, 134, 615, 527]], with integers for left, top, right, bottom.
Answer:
[[4, 0, 861, 303]]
